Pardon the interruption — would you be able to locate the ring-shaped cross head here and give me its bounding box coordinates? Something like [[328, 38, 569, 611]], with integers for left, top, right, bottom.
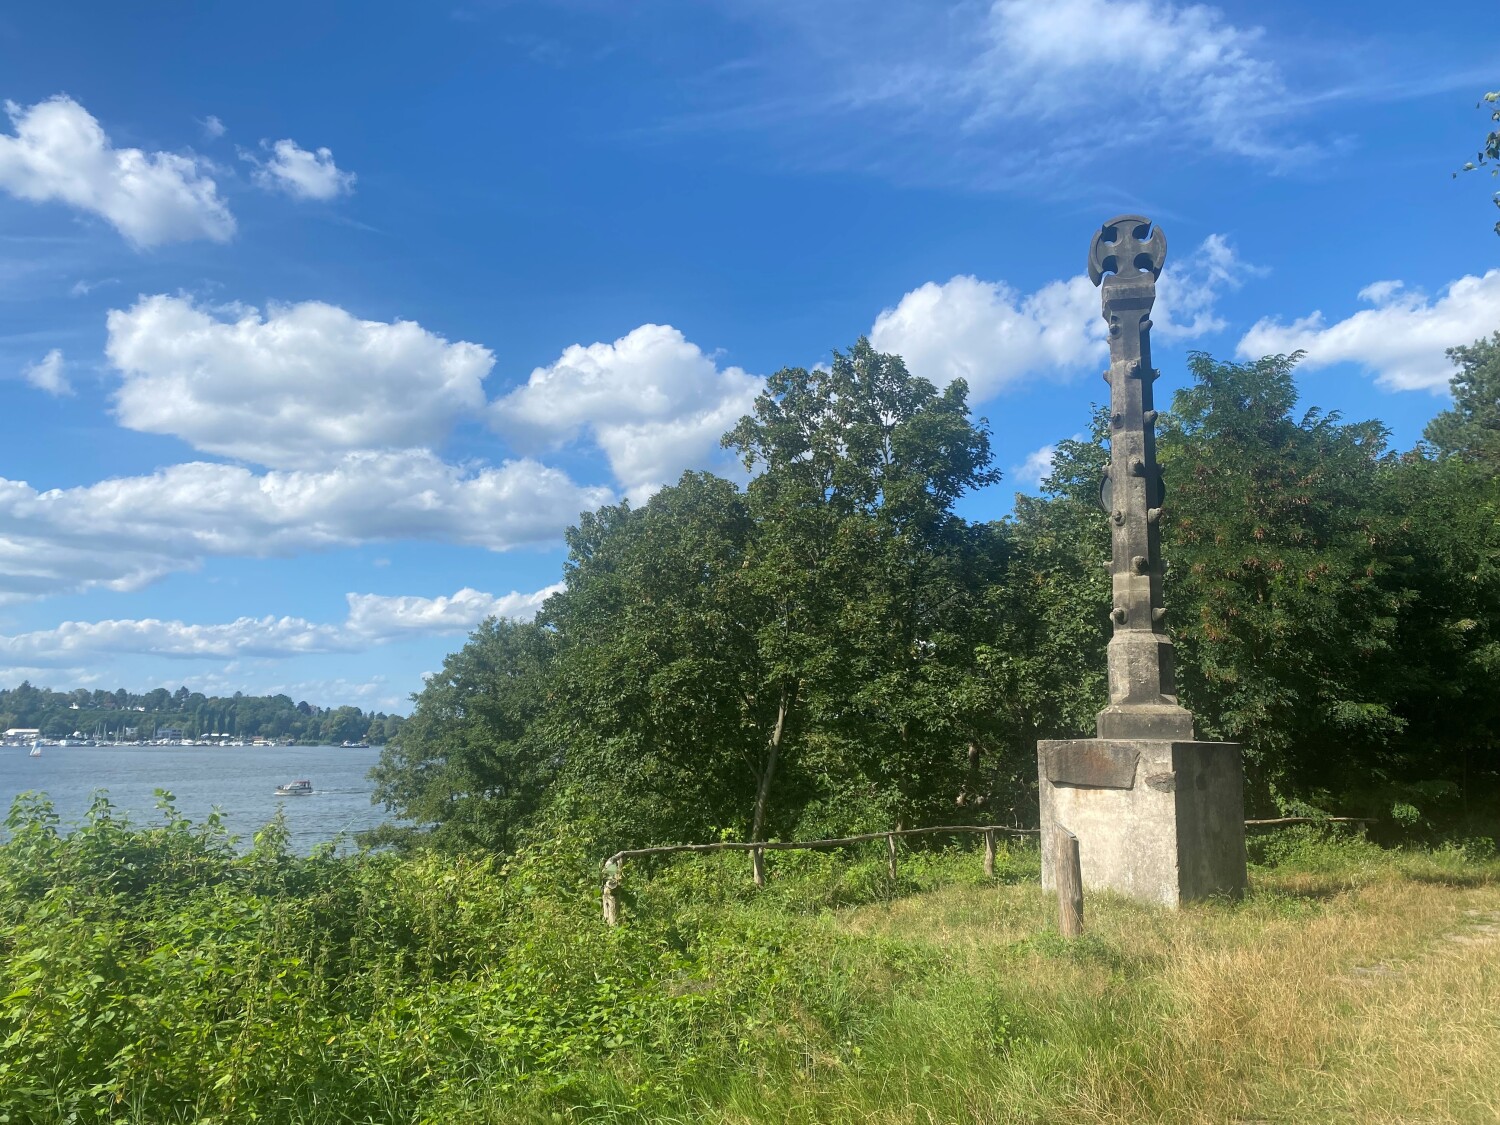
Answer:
[[1088, 215, 1167, 286]]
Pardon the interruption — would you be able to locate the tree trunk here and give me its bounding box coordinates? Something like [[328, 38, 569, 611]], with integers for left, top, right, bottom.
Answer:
[[749, 686, 790, 887], [959, 739, 983, 806]]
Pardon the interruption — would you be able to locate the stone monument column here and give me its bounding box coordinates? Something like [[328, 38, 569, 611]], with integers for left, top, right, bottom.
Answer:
[[1036, 216, 1248, 908]]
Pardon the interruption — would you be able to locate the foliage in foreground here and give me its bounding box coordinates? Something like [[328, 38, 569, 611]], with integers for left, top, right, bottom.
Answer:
[[5, 795, 1500, 1124]]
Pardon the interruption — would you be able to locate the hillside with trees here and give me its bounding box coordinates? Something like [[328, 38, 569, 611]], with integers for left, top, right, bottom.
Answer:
[[0, 682, 404, 745], [370, 336, 1500, 854]]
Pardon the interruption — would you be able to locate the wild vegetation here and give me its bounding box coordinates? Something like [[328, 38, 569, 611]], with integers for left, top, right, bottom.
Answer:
[[0, 682, 404, 745], [2, 793, 1497, 1124]]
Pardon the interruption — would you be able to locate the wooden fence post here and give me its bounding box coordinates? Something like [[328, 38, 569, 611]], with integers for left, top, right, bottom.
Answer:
[[1054, 826, 1083, 938], [983, 828, 997, 878], [602, 862, 622, 927], [886, 833, 898, 881], [751, 846, 765, 888]]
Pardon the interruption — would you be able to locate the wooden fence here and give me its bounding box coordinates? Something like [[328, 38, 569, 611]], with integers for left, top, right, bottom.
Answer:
[[600, 823, 1038, 926], [599, 815, 1376, 928]]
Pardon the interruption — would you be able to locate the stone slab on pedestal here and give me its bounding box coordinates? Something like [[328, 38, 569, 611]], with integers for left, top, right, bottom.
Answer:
[[1037, 739, 1247, 908]]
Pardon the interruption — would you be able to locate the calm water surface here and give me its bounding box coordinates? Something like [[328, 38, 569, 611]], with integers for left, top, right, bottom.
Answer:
[[0, 744, 399, 853]]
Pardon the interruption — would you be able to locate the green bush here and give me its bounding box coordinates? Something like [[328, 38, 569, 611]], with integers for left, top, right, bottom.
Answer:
[[0, 795, 1008, 1123]]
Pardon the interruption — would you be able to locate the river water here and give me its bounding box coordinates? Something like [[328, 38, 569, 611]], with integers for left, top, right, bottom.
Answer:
[[0, 743, 398, 854]]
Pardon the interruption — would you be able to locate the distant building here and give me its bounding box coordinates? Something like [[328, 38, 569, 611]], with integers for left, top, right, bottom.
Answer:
[[157, 727, 184, 741], [3, 728, 41, 744]]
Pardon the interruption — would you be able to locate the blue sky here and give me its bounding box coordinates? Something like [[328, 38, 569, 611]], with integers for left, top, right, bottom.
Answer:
[[0, 0, 1495, 713]]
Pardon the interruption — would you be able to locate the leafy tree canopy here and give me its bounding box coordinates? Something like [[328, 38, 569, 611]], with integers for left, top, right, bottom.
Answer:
[[1424, 332, 1500, 471], [1454, 90, 1500, 235]]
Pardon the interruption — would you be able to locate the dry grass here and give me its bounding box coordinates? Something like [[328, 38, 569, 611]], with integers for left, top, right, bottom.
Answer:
[[820, 848, 1500, 1124], [434, 839, 1500, 1124]]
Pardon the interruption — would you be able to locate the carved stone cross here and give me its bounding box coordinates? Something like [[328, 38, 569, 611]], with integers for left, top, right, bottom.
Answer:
[[1088, 216, 1168, 285], [1089, 215, 1195, 741]]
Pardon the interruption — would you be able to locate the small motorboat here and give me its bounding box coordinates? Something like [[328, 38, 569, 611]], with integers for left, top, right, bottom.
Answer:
[[274, 779, 313, 796]]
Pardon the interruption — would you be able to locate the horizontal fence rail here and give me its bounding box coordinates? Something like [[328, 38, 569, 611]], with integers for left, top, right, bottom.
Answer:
[[600, 824, 1038, 925], [599, 815, 1377, 925]]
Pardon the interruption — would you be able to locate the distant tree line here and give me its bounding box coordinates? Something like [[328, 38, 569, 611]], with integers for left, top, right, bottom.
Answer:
[[371, 335, 1500, 854], [0, 682, 404, 745]]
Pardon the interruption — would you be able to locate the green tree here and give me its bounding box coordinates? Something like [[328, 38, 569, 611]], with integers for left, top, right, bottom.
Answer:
[[1159, 352, 1406, 807], [539, 472, 765, 850], [722, 339, 1001, 838], [1454, 90, 1500, 235], [369, 618, 556, 851], [379, 340, 1005, 855], [1424, 332, 1500, 471], [983, 417, 1113, 812], [1371, 451, 1500, 828]]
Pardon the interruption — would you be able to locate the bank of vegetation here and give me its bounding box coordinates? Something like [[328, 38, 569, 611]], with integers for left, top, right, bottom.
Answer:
[[2, 794, 1497, 1123]]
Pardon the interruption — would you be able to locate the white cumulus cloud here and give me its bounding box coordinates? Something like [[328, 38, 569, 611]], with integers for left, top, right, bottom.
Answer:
[[247, 138, 355, 200], [0, 452, 612, 601], [870, 235, 1247, 400], [345, 583, 563, 637], [106, 295, 494, 467], [491, 323, 763, 498], [1236, 270, 1500, 392], [0, 95, 235, 247], [22, 349, 71, 396], [1013, 442, 1058, 487], [0, 582, 559, 665], [871, 273, 1102, 400]]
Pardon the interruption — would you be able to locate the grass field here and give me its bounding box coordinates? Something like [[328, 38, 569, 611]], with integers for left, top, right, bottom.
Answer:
[[2, 800, 1497, 1124], [568, 831, 1500, 1124], [716, 841, 1500, 1124]]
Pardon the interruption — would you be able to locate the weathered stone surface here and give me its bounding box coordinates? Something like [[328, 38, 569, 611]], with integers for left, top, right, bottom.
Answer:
[[1038, 739, 1248, 907], [1089, 215, 1195, 741], [1043, 741, 1139, 789], [1028, 215, 1248, 911]]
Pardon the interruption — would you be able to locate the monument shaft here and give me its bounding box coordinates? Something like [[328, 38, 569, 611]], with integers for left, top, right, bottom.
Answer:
[[1034, 215, 1247, 909], [1092, 217, 1195, 741]]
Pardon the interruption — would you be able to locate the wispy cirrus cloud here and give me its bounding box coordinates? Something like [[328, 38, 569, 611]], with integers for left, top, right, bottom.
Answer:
[[648, 0, 1346, 189]]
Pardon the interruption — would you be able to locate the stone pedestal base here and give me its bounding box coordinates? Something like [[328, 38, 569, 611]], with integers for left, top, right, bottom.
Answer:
[[1037, 739, 1247, 908]]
